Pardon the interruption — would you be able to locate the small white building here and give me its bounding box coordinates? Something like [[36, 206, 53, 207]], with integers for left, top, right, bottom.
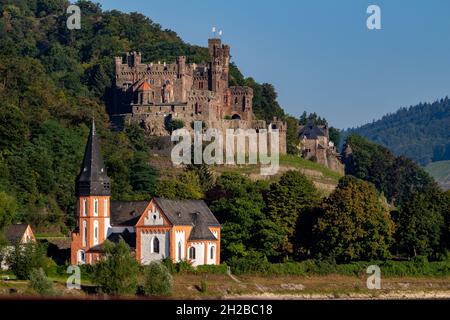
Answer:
[[1, 224, 36, 270]]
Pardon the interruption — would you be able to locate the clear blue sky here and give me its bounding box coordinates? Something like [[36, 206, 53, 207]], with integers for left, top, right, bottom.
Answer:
[[96, 0, 450, 129]]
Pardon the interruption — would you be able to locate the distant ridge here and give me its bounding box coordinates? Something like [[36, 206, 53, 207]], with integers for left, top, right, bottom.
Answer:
[[343, 97, 450, 166]]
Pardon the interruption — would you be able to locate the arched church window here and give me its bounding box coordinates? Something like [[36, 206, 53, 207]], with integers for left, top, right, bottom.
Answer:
[[178, 242, 182, 261], [210, 246, 215, 260], [82, 220, 87, 247], [93, 220, 99, 245], [93, 198, 98, 216], [82, 199, 87, 216], [78, 250, 85, 264], [152, 237, 160, 254], [189, 247, 196, 260]]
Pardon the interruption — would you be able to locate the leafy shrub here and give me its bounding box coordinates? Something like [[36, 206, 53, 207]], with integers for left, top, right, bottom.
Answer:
[[80, 264, 95, 280], [142, 262, 173, 296], [165, 117, 184, 132], [161, 257, 176, 274], [28, 268, 54, 296], [93, 240, 139, 296], [266, 262, 307, 276], [196, 264, 228, 275], [227, 251, 270, 275], [176, 260, 195, 273], [6, 242, 49, 280], [44, 258, 59, 277]]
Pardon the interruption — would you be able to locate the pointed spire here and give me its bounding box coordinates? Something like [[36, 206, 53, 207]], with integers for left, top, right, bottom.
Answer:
[[76, 120, 111, 196]]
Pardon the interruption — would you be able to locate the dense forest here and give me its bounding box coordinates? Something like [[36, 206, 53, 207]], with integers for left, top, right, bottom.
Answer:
[[344, 97, 450, 166]]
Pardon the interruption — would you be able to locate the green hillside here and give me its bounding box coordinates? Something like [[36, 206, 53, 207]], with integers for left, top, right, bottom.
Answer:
[[425, 160, 450, 190], [0, 0, 287, 232], [344, 97, 450, 166]]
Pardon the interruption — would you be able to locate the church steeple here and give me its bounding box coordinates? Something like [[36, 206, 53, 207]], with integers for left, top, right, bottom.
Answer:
[[76, 120, 111, 196]]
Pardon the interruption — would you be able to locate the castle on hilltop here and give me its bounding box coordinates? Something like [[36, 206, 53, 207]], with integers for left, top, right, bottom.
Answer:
[[111, 38, 287, 154]]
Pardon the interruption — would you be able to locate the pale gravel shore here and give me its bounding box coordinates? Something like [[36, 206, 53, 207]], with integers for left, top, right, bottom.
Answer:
[[224, 290, 450, 300]]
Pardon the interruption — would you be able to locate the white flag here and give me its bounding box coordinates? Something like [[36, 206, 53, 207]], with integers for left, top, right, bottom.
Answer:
[[218, 30, 223, 36], [212, 26, 216, 33]]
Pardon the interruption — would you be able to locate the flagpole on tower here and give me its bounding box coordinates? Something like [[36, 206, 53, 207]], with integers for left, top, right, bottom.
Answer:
[[212, 26, 216, 38]]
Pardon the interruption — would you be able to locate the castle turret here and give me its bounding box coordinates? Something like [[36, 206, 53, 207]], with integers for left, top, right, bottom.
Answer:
[[126, 51, 142, 68]]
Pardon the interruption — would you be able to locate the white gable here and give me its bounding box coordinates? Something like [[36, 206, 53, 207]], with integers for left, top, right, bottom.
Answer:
[[143, 204, 164, 226]]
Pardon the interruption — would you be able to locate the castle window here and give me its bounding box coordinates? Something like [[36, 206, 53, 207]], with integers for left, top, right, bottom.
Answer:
[[171, 105, 175, 112], [235, 97, 238, 104], [152, 237, 160, 254], [189, 247, 196, 260], [93, 199, 98, 216], [210, 246, 215, 260]]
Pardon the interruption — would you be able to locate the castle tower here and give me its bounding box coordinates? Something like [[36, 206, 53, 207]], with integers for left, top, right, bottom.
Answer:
[[71, 120, 111, 265], [176, 56, 187, 101], [208, 38, 229, 94]]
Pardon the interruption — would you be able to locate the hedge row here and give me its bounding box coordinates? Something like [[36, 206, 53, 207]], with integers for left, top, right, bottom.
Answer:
[[227, 255, 450, 277]]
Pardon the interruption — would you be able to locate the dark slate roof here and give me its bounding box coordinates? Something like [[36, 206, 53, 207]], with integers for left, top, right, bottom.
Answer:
[[4, 224, 28, 244], [76, 120, 111, 196], [298, 121, 327, 140], [154, 198, 220, 241], [154, 198, 220, 227], [110, 200, 150, 226], [89, 229, 137, 253], [189, 215, 217, 241], [108, 229, 136, 249]]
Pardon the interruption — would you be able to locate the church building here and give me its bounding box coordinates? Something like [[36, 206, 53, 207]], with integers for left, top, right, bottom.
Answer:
[[70, 121, 221, 266]]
